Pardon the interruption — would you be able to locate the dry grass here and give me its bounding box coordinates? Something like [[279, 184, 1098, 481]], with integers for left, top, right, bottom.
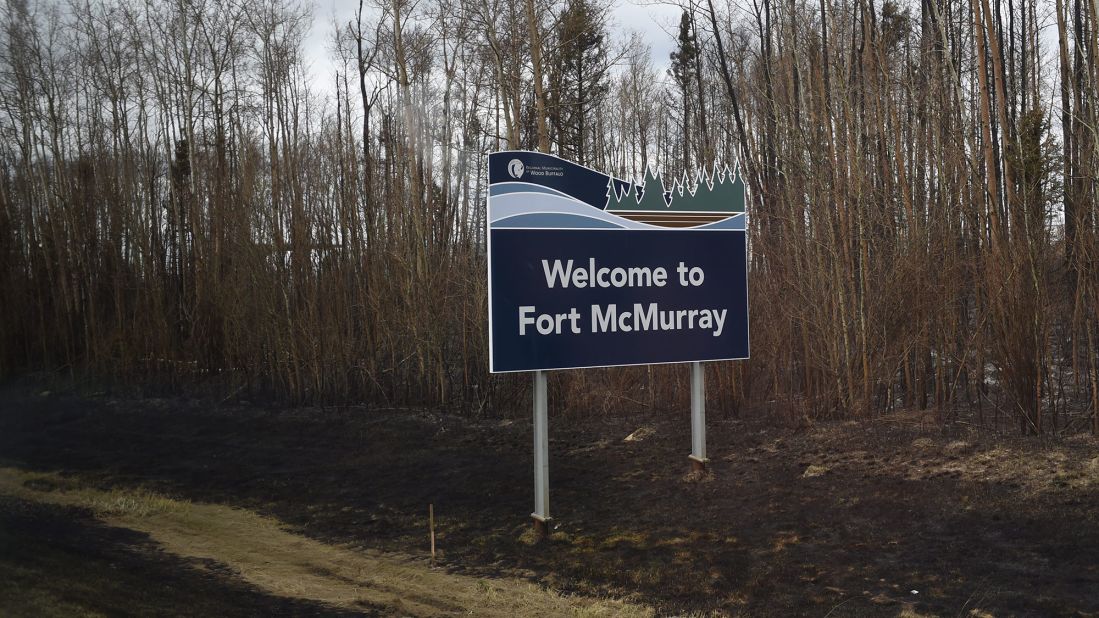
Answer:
[[787, 434, 1099, 496], [84, 489, 184, 518], [623, 426, 657, 442], [0, 468, 652, 617]]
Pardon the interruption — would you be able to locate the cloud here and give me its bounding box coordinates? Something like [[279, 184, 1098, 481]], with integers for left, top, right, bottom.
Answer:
[[611, 0, 679, 69]]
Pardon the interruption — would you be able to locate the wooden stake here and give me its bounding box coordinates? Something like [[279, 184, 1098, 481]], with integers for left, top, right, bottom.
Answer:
[[429, 503, 436, 567]]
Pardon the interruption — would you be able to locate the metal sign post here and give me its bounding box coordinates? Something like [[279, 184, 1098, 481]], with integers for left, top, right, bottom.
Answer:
[[532, 370, 550, 536], [689, 361, 708, 471]]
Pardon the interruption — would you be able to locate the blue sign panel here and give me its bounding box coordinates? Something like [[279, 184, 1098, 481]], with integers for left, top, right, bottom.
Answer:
[[487, 151, 749, 373]]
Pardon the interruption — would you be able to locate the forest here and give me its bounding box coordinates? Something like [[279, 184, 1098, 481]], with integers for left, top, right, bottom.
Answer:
[[1, 0, 1098, 433]]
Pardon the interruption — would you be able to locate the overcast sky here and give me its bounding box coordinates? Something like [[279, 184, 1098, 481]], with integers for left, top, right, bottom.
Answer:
[[302, 0, 683, 96]]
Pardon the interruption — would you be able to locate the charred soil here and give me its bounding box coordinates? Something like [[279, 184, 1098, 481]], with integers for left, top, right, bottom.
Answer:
[[1, 381, 1097, 616]]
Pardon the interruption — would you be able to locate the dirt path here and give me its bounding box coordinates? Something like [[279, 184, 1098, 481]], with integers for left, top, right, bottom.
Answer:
[[0, 467, 649, 617]]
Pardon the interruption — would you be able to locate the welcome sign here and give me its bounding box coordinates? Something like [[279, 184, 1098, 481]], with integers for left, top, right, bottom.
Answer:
[[487, 151, 749, 373]]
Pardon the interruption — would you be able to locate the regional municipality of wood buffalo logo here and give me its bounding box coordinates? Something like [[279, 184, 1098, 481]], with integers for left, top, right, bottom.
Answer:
[[508, 159, 525, 179]]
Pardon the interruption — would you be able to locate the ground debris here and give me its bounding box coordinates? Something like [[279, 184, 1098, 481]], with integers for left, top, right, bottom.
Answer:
[[623, 426, 656, 442]]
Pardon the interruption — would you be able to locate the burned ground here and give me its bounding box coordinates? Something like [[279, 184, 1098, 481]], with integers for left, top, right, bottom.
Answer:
[[1, 382, 1096, 616], [0, 494, 368, 617]]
